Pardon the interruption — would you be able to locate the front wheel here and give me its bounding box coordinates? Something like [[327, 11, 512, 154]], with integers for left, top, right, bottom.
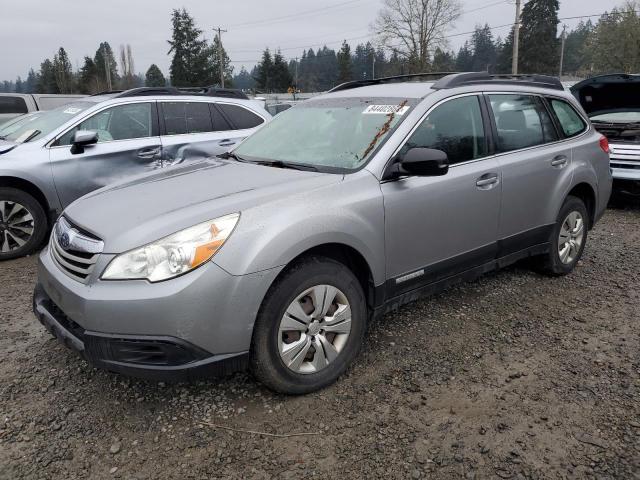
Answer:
[[534, 195, 588, 276], [0, 188, 47, 261], [250, 256, 367, 394]]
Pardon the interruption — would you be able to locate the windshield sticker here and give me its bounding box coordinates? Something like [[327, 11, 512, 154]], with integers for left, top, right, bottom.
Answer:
[[363, 105, 410, 115], [63, 107, 83, 115]]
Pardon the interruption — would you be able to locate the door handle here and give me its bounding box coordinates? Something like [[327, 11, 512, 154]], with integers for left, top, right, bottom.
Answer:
[[218, 139, 236, 147], [476, 174, 499, 188], [137, 146, 161, 159], [551, 155, 568, 167]]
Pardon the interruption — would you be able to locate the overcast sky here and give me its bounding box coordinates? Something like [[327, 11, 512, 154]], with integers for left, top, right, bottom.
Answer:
[[0, 0, 618, 80]]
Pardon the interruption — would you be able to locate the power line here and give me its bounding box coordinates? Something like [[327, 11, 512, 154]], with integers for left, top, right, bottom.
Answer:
[[226, 0, 371, 29]]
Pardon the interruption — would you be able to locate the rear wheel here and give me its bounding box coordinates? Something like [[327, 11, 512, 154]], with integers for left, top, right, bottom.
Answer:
[[0, 188, 47, 261], [250, 256, 367, 394], [534, 195, 588, 276]]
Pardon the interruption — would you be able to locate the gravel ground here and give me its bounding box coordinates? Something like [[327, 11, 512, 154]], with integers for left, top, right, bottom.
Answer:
[[1, 205, 639, 480]]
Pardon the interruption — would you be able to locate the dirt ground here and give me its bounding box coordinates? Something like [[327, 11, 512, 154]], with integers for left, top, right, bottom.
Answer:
[[1, 204, 639, 480]]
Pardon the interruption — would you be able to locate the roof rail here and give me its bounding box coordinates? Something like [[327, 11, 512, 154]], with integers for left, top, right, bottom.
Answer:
[[112, 86, 250, 100], [90, 90, 124, 96], [432, 72, 564, 91], [328, 72, 458, 92]]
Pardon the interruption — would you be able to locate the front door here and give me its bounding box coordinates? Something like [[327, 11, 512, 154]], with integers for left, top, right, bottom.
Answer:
[[50, 101, 162, 207], [382, 94, 501, 297]]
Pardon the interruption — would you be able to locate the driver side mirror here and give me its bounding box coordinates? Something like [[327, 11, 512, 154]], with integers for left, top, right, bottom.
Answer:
[[70, 130, 98, 155], [390, 147, 449, 177]]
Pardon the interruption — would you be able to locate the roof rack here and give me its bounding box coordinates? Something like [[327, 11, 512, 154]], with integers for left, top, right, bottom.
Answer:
[[328, 72, 457, 92], [112, 86, 250, 100], [90, 90, 124, 96], [432, 72, 564, 91]]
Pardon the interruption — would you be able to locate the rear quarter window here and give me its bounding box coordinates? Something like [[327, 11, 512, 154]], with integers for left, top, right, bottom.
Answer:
[[0, 96, 28, 114], [216, 104, 264, 129], [549, 99, 587, 137]]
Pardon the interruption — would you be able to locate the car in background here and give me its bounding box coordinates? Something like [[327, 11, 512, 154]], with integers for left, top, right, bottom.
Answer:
[[0, 93, 86, 125], [33, 73, 611, 394], [571, 74, 640, 198], [0, 86, 271, 260]]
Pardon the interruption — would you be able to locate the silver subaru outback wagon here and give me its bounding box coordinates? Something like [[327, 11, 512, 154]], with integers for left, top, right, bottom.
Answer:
[[0, 86, 270, 260], [34, 73, 612, 394]]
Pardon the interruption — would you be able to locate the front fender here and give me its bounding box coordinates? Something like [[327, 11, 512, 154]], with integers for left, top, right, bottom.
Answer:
[[213, 172, 386, 285]]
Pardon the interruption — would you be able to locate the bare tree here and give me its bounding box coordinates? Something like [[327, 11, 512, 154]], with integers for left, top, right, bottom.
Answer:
[[372, 0, 462, 72], [119, 44, 136, 88]]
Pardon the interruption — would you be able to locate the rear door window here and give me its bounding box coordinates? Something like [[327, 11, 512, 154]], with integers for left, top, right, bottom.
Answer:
[[209, 104, 233, 131], [0, 96, 28, 114], [162, 102, 213, 135], [216, 103, 264, 129], [549, 99, 587, 137], [488, 94, 558, 152], [399, 95, 487, 165]]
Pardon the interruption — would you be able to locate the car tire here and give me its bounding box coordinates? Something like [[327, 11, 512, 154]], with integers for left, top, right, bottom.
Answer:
[[250, 256, 367, 395], [0, 188, 48, 261], [535, 195, 588, 276]]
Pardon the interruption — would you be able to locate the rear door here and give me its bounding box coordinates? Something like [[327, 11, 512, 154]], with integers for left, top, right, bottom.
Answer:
[[486, 93, 572, 253], [50, 101, 163, 207], [382, 94, 502, 297], [158, 100, 239, 165]]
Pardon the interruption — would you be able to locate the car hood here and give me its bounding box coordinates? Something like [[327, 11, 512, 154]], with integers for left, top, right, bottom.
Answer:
[[571, 74, 640, 117], [63, 158, 343, 253], [0, 139, 18, 155]]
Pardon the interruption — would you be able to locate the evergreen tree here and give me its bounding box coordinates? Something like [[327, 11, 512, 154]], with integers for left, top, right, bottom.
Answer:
[[14, 77, 24, 93], [255, 48, 274, 92], [53, 47, 74, 93], [471, 24, 498, 73], [455, 42, 474, 71], [337, 41, 352, 83], [167, 8, 212, 87], [145, 64, 166, 87], [94, 42, 119, 91], [563, 21, 595, 76], [519, 0, 560, 74], [233, 66, 255, 90], [210, 34, 234, 87], [271, 50, 293, 91], [38, 59, 58, 93], [432, 48, 456, 72], [25, 69, 39, 93], [78, 57, 99, 93], [496, 28, 514, 74]]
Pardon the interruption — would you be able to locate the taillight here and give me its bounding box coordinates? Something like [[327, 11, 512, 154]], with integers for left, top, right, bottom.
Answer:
[[599, 135, 610, 154]]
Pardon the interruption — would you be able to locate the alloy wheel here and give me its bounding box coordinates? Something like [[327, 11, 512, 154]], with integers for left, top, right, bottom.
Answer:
[[558, 211, 584, 265], [278, 285, 352, 374], [0, 200, 35, 253]]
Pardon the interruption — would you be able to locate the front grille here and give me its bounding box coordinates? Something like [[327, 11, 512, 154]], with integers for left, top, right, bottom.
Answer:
[[50, 218, 103, 283]]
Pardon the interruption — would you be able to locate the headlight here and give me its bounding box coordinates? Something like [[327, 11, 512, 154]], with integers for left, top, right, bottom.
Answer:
[[102, 213, 239, 282]]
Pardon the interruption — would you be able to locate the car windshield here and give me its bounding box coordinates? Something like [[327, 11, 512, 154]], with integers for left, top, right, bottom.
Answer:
[[1, 101, 95, 144], [233, 97, 415, 171], [591, 111, 640, 124], [0, 112, 45, 138]]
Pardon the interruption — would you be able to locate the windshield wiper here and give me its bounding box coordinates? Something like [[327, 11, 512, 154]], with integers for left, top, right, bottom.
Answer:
[[21, 130, 41, 144], [216, 151, 250, 162], [255, 160, 318, 171]]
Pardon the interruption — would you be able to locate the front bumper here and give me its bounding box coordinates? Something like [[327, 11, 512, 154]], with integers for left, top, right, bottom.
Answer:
[[33, 284, 248, 381], [35, 246, 283, 381]]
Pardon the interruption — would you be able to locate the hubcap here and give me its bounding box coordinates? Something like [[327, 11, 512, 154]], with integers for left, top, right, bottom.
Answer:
[[558, 211, 584, 265], [0, 200, 35, 253], [278, 285, 352, 374]]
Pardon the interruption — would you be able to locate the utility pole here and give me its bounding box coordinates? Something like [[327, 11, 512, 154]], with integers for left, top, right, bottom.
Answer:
[[512, 0, 522, 75], [372, 55, 376, 79], [214, 27, 228, 88], [294, 57, 299, 91], [559, 24, 567, 78]]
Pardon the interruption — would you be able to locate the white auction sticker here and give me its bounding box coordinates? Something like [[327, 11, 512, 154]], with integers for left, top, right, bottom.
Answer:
[[63, 107, 83, 115], [363, 105, 410, 115]]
